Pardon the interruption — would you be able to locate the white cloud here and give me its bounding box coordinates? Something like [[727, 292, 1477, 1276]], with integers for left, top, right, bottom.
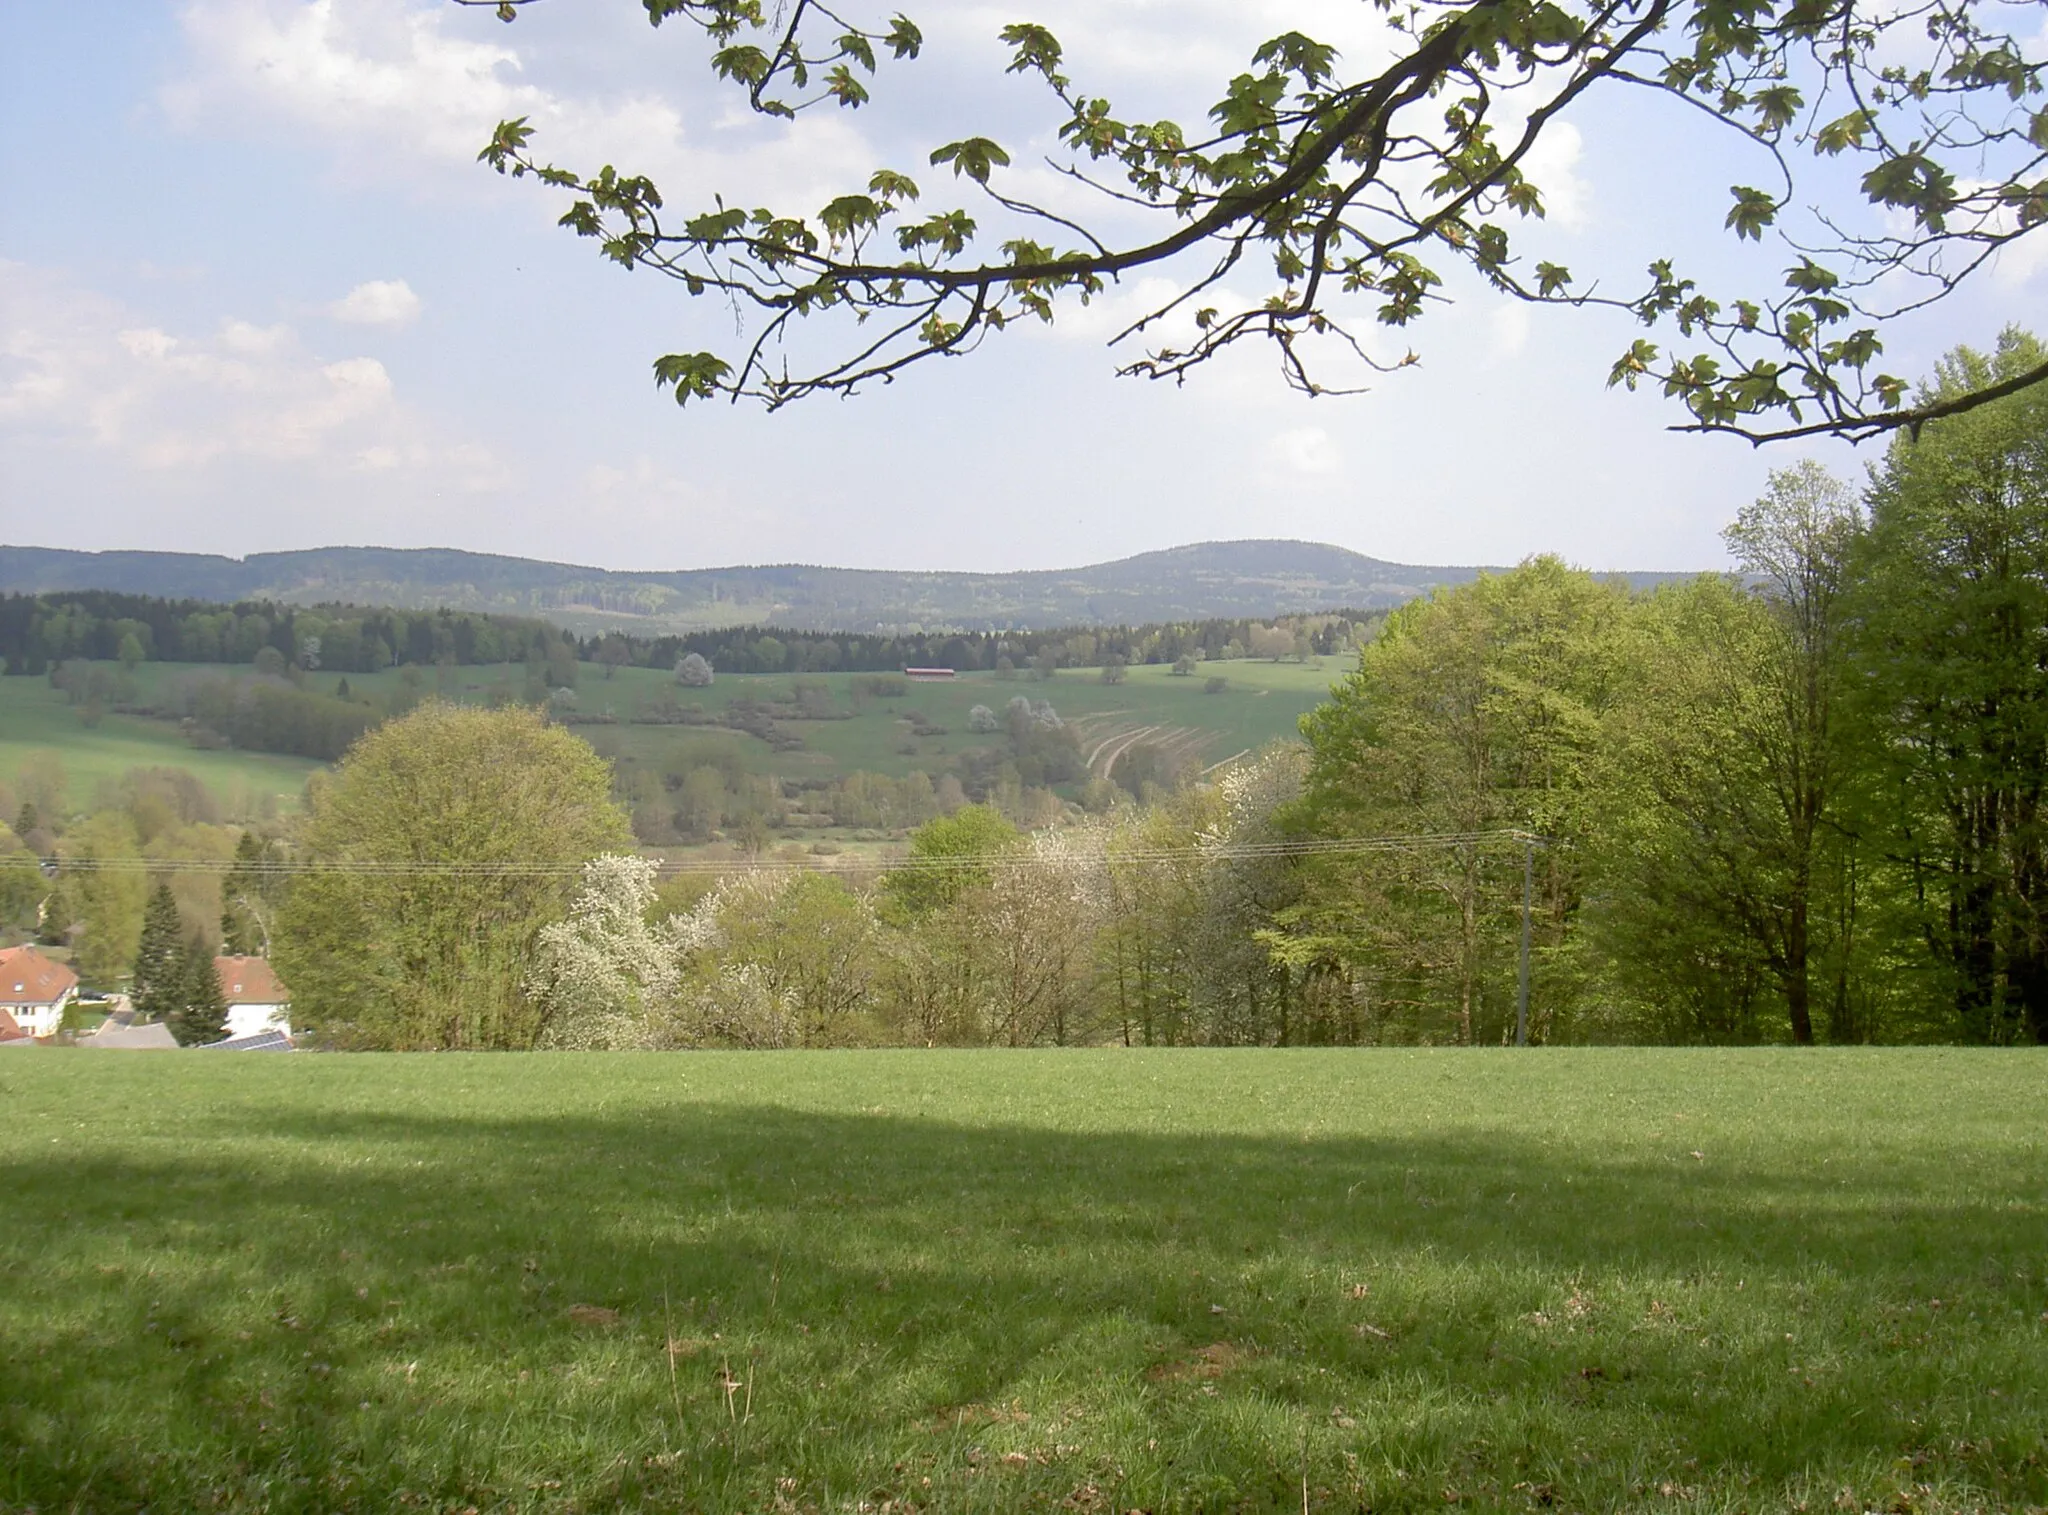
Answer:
[[330, 279, 422, 327], [165, 0, 539, 171], [164, 0, 876, 210], [1517, 119, 1589, 231], [0, 261, 502, 487], [1993, 234, 2048, 289], [1271, 424, 1341, 476], [222, 318, 292, 353], [1489, 303, 1531, 361]]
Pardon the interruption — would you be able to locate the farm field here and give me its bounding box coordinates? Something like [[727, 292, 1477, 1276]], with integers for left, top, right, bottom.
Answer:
[[2, 656, 1342, 799], [0, 676, 320, 817], [4, 1049, 2045, 1514], [347, 659, 1342, 785]]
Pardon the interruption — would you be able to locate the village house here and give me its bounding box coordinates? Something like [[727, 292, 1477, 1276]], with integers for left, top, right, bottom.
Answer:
[[215, 956, 291, 1040], [0, 946, 79, 1039]]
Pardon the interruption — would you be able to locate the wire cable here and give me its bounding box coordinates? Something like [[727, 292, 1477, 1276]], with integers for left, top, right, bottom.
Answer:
[[30, 830, 1546, 879]]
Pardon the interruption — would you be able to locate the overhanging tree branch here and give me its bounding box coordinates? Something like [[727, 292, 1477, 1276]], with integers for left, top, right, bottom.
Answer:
[[464, 0, 2048, 434]]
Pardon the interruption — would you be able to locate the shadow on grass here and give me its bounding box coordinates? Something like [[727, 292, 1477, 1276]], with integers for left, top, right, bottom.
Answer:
[[5, 1096, 2046, 1513]]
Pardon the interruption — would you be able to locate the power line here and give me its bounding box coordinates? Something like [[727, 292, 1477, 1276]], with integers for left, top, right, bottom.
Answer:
[[32, 831, 1543, 879]]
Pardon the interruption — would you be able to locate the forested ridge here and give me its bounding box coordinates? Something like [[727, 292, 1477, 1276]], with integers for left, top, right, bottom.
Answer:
[[0, 589, 1375, 679], [0, 540, 1539, 634]]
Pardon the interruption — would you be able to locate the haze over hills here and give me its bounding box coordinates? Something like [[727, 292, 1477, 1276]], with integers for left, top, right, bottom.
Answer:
[[0, 541, 1695, 635]]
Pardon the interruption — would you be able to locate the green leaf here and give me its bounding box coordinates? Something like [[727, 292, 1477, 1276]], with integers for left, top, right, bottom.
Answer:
[[837, 31, 876, 72], [1814, 109, 1874, 155], [1724, 186, 1777, 241], [477, 117, 534, 172], [1750, 85, 1802, 134], [712, 45, 772, 86], [825, 65, 870, 108], [1607, 338, 1659, 391], [929, 137, 1011, 184], [1860, 151, 1957, 231], [885, 14, 923, 59], [819, 195, 883, 239], [1250, 31, 1340, 87], [867, 169, 920, 204], [999, 23, 1064, 80], [1783, 258, 1840, 294], [652, 351, 732, 404]]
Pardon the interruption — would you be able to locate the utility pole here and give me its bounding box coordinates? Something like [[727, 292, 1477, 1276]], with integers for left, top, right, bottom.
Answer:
[[1515, 836, 1533, 1047]]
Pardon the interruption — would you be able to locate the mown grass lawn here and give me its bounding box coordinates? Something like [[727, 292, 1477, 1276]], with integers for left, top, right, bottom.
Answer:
[[3, 1050, 2044, 1514]]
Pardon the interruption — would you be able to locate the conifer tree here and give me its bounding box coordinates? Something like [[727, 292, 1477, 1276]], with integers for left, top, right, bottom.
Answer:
[[168, 938, 228, 1046], [132, 883, 184, 1021]]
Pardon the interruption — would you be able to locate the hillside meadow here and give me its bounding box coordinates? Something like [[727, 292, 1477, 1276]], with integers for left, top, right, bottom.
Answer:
[[0, 656, 1337, 812], [0, 675, 319, 818], [3, 1049, 2045, 1514]]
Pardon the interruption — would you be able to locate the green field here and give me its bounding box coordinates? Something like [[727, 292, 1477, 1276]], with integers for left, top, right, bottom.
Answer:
[[0, 676, 320, 818], [1, 658, 1341, 806], [410, 659, 1340, 786], [4, 1050, 2045, 1513]]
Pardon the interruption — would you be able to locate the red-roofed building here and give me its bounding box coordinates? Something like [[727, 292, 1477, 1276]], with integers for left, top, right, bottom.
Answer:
[[0, 946, 79, 1038], [0, 1006, 27, 1043], [214, 956, 292, 1040]]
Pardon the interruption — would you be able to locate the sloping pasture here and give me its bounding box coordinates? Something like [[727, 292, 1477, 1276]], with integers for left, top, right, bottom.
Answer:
[[3, 1049, 2044, 1513]]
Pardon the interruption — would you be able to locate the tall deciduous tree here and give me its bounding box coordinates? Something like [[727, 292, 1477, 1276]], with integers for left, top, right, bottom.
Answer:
[[468, 0, 2046, 438], [274, 703, 632, 1049], [0, 826, 45, 933], [1720, 462, 1864, 1042], [219, 830, 281, 957], [54, 813, 148, 989], [1848, 330, 2048, 1044], [1292, 559, 1627, 1043], [1591, 576, 1817, 1041]]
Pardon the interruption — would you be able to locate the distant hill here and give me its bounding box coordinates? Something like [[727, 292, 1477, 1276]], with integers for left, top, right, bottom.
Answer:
[[0, 541, 1693, 635]]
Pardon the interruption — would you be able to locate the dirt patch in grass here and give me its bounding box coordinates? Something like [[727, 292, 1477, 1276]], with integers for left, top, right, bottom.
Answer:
[[1146, 1340, 1257, 1382]]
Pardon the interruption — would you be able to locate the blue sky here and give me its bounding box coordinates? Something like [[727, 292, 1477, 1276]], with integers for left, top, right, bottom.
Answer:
[[1, 0, 2041, 574]]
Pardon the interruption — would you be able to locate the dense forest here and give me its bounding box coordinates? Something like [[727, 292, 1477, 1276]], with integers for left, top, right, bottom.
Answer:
[[0, 594, 577, 676]]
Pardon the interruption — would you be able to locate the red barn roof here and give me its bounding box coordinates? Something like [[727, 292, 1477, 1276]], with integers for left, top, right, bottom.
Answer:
[[214, 956, 290, 1005], [0, 946, 78, 1006]]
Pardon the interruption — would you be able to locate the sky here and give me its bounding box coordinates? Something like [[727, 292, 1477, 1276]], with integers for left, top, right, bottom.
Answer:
[[0, 0, 2041, 576]]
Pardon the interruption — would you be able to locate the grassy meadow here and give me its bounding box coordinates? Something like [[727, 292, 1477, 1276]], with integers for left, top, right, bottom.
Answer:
[[0, 675, 319, 817], [0, 656, 1340, 819], [409, 658, 1340, 787], [4, 1049, 2045, 1514]]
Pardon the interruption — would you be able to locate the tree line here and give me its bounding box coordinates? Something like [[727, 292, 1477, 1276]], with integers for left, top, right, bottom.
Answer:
[[10, 335, 2044, 1048], [0, 593, 579, 676], [607, 613, 1376, 677], [0, 585, 1378, 682], [351, 333, 2048, 1050]]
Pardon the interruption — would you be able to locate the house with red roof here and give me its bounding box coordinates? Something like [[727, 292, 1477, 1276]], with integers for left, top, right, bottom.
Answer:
[[215, 956, 292, 1040], [0, 946, 79, 1038]]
